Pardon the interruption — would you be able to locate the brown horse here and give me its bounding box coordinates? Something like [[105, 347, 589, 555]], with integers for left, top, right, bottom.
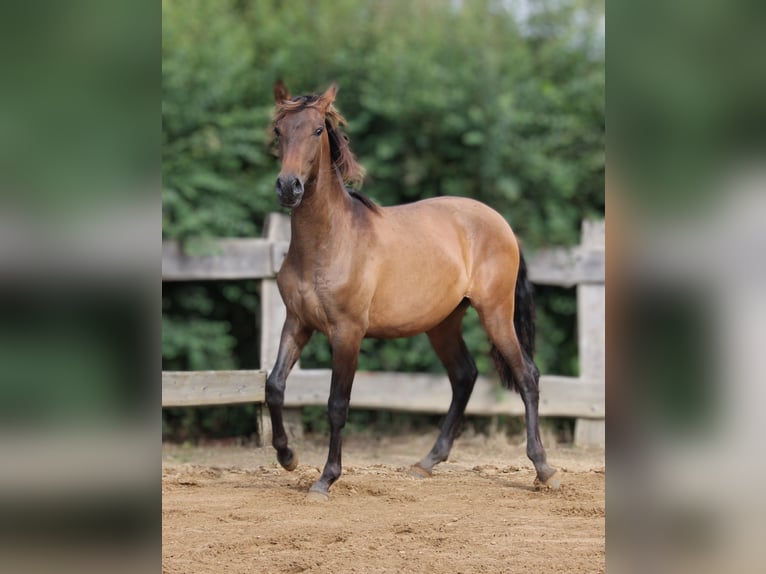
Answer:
[[267, 81, 559, 500]]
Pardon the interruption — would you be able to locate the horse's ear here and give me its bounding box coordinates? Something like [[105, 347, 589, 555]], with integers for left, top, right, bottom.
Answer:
[[274, 79, 291, 104], [318, 82, 338, 111]]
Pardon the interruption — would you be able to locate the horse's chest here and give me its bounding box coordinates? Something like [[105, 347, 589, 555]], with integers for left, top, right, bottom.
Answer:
[[278, 274, 336, 331]]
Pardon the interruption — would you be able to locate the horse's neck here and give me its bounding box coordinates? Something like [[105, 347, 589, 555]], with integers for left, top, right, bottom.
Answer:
[[290, 169, 354, 255]]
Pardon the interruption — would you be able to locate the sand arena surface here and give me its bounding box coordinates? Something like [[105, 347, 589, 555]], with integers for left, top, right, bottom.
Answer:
[[163, 432, 604, 573]]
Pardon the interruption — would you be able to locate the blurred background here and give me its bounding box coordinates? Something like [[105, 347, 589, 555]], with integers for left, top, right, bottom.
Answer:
[[161, 0, 606, 443], [608, 1, 766, 572], [4, 0, 762, 571], [0, 0, 158, 572]]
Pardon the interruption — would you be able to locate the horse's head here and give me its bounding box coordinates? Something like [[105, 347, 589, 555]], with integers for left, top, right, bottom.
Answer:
[[272, 81, 338, 209]]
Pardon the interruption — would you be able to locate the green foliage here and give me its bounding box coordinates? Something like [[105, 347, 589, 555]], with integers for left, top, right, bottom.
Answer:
[[163, 0, 604, 244], [162, 0, 274, 241], [162, 281, 261, 371], [162, 0, 604, 439], [534, 287, 580, 377], [163, 404, 261, 442]]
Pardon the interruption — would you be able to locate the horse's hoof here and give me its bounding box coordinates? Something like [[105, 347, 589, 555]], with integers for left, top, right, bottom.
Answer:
[[534, 470, 561, 490], [546, 471, 561, 489], [306, 487, 330, 502], [408, 465, 432, 479], [278, 450, 298, 472]]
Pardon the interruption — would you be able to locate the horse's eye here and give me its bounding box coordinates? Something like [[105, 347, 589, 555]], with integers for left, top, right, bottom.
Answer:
[[273, 126, 280, 137], [314, 127, 324, 137]]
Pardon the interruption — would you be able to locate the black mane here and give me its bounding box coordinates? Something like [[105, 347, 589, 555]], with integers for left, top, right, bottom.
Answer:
[[323, 113, 380, 214], [347, 188, 380, 212]]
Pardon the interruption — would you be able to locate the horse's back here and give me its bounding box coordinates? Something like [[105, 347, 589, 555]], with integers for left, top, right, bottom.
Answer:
[[384, 196, 514, 237], [380, 196, 519, 270]]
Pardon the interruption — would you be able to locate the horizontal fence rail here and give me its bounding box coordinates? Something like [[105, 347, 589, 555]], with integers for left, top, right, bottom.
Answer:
[[162, 239, 290, 281], [162, 370, 604, 418], [162, 240, 603, 286], [162, 370, 267, 407], [162, 214, 605, 446]]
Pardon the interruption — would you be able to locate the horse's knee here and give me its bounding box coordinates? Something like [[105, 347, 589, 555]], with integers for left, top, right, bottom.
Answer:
[[265, 377, 284, 410], [327, 397, 350, 429]]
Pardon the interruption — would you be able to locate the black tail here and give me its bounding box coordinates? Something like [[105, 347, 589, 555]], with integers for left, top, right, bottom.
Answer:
[[491, 251, 537, 393]]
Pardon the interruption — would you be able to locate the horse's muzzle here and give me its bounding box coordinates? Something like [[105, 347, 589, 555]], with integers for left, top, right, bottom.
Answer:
[[275, 175, 304, 208]]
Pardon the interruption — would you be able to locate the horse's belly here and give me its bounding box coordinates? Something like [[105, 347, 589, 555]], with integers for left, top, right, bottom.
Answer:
[[366, 277, 466, 338]]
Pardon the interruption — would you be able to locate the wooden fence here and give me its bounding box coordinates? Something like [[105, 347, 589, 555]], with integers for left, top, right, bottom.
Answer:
[[162, 214, 605, 447]]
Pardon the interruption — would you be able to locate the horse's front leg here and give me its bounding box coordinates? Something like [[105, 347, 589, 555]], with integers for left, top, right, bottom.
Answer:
[[307, 329, 362, 501], [266, 315, 313, 471]]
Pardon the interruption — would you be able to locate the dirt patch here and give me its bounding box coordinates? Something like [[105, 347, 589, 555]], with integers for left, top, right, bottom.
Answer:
[[163, 432, 604, 573]]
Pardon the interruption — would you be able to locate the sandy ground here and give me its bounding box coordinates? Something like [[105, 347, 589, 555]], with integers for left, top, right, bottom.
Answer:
[[163, 432, 604, 573]]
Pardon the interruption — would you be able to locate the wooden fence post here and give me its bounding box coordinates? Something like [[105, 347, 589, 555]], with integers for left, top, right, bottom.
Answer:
[[257, 214, 303, 445], [574, 220, 606, 447], [260, 214, 291, 370]]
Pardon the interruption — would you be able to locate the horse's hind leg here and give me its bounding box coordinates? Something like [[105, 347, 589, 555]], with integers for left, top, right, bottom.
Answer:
[[412, 300, 478, 477], [477, 299, 559, 488]]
